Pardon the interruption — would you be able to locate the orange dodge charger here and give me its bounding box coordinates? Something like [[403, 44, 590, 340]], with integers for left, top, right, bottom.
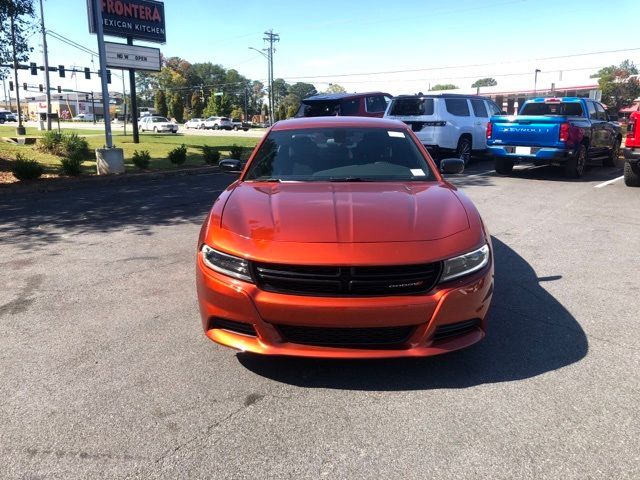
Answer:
[[196, 117, 493, 359]]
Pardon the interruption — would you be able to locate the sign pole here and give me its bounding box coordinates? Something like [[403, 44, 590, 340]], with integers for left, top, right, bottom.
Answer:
[[93, 0, 112, 148], [127, 37, 140, 144]]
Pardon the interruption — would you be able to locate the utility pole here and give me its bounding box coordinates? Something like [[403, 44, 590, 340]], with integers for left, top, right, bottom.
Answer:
[[2, 77, 7, 110], [93, 0, 112, 147], [127, 37, 139, 143], [534, 68, 541, 97], [39, 0, 51, 130], [10, 11, 25, 135], [263, 29, 279, 125]]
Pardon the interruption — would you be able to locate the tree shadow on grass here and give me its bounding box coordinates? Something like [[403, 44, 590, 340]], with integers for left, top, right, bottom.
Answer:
[[237, 237, 588, 390]]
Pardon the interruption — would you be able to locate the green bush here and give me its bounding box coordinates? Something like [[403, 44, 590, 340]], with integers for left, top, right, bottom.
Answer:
[[12, 154, 44, 181], [229, 144, 244, 159], [61, 133, 90, 161], [39, 131, 63, 153], [202, 145, 220, 165], [60, 157, 82, 176], [168, 144, 187, 165], [132, 149, 151, 170]]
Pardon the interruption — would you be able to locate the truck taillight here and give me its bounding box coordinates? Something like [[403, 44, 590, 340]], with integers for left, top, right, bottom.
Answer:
[[559, 122, 570, 142], [486, 121, 492, 139], [628, 120, 636, 138]]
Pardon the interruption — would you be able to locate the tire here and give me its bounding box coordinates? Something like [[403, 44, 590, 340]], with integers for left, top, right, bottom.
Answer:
[[624, 161, 640, 187], [603, 137, 621, 167], [456, 136, 472, 166], [153, 127, 157, 133], [495, 157, 514, 174], [213, 125, 219, 130], [233, 126, 239, 131], [565, 143, 587, 178]]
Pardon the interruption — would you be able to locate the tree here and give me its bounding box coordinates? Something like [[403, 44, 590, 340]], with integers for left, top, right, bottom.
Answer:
[[288, 82, 317, 101], [168, 93, 184, 123], [230, 107, 244, 121], [203, 93, 220, 117], [325, 83, 346, 94], [472, 77, 497, 88], [190, 90, 204, 118], [154, 90, 168, 117], [431, 84, 458, 91], [591, 60, 640, 113], [0, 0, 35, 79]]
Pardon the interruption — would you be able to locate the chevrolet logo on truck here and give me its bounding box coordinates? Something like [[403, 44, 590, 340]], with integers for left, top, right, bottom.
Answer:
[[501, 127, 551, 134]]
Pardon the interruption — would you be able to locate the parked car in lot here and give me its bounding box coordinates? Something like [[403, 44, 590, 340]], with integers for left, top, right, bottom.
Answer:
[[72, 113, 94, 122], [139, 116, 179, 133], [385, 94, 502, 165], [204, 116, 232, 130], [0, 111, 17, 123], [185, 118, 205, 129], [231, 118, 250, 131], [487, 97, 622, 178], [623, 109, 640, 186], [295, 92, 392, 118], [196, 116, 493, 359]]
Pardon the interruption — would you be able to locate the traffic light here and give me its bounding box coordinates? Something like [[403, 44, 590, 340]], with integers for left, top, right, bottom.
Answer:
[[30, 62, 38, 75], [58, 65, 65, 78], [57, 86, 62, 93], [84, 67, 90, 80], [39, 84, 43, 92], [9, 81, 13, 91], [22, 82, 27, 91]]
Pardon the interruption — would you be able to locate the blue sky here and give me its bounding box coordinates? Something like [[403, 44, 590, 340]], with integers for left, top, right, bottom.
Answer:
[[8, 0, 640, 97]]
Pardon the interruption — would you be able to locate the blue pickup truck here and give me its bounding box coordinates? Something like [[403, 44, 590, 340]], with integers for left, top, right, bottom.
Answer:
[[487, 97, 622, 178]]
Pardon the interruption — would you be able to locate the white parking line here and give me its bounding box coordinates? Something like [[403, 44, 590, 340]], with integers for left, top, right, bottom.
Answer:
[[594, 176, 624, 188], [463, 170, 495, 179]]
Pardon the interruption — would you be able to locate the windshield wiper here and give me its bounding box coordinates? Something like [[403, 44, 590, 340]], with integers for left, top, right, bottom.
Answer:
[[328, 177, 367, 182]]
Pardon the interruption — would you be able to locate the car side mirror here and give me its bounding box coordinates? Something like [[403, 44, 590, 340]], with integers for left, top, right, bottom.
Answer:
[[219, 158, 243, 174], [440, 158, 465, 175]]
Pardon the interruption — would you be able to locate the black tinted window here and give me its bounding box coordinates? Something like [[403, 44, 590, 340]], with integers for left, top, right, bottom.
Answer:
[[365, 96, 388, 113], [470, 98, 488, 118], [520, 102, 583, 116], [445, 98, 470, 116], [297, 101, 340, 117], [340, 99, 360, 115], [488, 102, 501, 115], [390, 98, 434, 116], [245, 127, 434, 181]]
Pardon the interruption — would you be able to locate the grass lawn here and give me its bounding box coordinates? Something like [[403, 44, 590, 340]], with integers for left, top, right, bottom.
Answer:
[[0, 129, 260, 181]]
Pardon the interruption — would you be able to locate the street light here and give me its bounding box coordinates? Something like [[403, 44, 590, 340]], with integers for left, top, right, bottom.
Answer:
[[249, 46, 272, 125], [534, 68, 541, 97]]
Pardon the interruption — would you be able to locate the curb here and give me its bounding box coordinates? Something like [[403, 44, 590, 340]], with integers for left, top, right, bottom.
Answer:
[[0, 165, 221, 196]]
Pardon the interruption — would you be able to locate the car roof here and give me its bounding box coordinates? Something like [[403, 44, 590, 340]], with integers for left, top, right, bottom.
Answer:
[[302, 91, 391, 102], [393, 93, 494, 101], [271, 116, 406, 131]]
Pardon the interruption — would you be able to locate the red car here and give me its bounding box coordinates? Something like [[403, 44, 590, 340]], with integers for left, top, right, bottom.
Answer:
[[295, 92, 392, 118], [624, 110, 640, 186], [196, 117, 494, 358]]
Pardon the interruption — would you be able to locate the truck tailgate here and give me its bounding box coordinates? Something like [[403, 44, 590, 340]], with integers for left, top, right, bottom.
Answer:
[[490, 115, 566, 147]]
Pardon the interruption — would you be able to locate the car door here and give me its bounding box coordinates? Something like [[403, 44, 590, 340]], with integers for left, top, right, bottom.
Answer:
[[596, 102, 615, 153], [470, 98, 490, 150]]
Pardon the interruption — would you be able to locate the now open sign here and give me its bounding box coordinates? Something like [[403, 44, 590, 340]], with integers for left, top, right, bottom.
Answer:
[[104, 42, 161, 71]]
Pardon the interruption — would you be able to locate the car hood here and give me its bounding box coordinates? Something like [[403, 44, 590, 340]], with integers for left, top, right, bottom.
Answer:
[[220, 182, 469, 243]]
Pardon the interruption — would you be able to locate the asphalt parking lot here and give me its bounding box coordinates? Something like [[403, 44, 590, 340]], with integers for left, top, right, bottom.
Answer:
[[1, 157, 639, 479]]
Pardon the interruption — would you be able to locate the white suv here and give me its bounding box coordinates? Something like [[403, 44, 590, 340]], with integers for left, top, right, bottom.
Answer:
[[384, 94, 502, 164], [204, 116, 232, 130]]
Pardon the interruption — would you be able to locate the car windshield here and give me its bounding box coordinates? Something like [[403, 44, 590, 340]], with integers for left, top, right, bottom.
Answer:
[[152, 117, 169, 122], [519, 102, 583, 116], [244, 127, 435, 182]]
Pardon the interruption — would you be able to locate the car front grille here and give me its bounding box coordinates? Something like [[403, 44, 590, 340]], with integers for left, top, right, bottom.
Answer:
[[432, 319, 480, 341], [251, 261, 442, 296], [276, 324, 416, 348]]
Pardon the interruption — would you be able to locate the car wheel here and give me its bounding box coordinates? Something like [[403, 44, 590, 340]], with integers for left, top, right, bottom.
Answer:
[[456, 136, 472, 166], [213, 125, 219, 130], [153, 127, 157, 133], [495, 157, 514, 174], [565, 143, 587, 178], [603, 138, 621, 167], [624, 161, 640, 187]]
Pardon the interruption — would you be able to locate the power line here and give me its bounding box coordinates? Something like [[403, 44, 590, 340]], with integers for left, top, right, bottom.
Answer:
[[280, 47, 640, 81]]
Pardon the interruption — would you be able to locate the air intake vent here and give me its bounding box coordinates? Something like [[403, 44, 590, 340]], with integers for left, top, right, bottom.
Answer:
[[432, 319, 480, 341], [277, 324, 415, 348], [211, 318, 257, 336]]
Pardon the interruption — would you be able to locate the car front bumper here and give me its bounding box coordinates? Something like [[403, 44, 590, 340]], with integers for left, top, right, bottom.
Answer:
[[196, 254, 494, 359]]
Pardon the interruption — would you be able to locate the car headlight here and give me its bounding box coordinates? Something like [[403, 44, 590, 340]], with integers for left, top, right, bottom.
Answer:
[[201, 245, 253, 283], [440, 244, 490, 283]]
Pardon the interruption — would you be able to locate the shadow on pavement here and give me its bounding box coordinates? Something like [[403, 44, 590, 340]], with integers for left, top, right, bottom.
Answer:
[[237, 237, 588, 390], [0, 173, 232, 249]]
